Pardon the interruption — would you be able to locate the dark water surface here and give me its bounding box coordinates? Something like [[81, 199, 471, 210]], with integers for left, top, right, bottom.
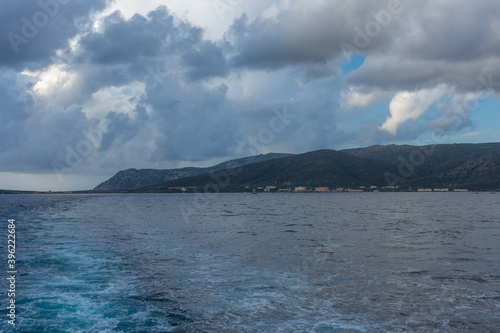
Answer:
[[0, 192, 499, 332]]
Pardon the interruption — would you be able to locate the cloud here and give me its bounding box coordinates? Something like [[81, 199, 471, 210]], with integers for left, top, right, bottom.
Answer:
[[0, 5, 240, 176], [429, 91, 482, 133], [81, 82, 145, 119], [341, 87, 390, 108], [78, 8, 176, 64], [345, 56, 500, 94], [77, 6, 229, 82], [398, 0, 500, 62], [379, 85, 449, 135], [0, 0, 109, 68], [182, 39, 229, 80], [227, 1, 390, 70], [0, 71, 33, 152], [342, 0, 500, 95]]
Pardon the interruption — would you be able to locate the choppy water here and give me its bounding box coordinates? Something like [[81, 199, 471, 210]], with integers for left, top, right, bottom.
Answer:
[[0, 192, 499, 332]]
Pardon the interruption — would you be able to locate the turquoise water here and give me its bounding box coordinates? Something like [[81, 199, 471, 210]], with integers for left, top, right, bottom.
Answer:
[[1, 193, 499, 332]]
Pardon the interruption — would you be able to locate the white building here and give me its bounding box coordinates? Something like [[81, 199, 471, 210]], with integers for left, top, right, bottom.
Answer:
[[294, 186, 308, 192]]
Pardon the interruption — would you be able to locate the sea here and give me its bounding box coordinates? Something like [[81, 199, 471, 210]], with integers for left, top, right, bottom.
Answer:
[[0, 192, 499, 332]]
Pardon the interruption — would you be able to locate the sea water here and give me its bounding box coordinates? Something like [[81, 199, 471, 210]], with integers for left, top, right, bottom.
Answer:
[[0, 192, 499, 332]]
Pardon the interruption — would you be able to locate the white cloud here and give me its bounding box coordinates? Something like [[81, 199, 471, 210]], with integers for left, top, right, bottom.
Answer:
[[82, 82, 145, 120], [379, 84, 449, 135], [23, 65, 79, 100], [341, 87, 390, 108]]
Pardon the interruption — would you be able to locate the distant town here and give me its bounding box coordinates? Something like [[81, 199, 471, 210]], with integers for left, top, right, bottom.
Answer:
[[147, 185, 475, 193], [0, 186, 486, 195]]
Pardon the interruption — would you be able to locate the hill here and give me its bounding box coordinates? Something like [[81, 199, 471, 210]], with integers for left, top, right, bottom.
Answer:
[[343, 143, 500, 189], [93, 153, 293, 190], [133, 143, 500, 192], [141, 149, 397, 191]]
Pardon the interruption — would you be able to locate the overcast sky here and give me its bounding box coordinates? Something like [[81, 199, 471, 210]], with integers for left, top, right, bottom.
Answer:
[[1, 0, 500, 191]]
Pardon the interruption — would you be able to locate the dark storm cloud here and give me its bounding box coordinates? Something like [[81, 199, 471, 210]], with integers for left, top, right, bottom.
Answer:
[[227, 0, 405, 70], [77, 6, 228, 81], [79, 8, 176, 64], [399, 0, 500, 62], [182, 40, 228, 81], [0, 71, 33, 151], [345, 57, 500, 93], [146, 76, 237, 162], [225, 0, 500, 95], [0, 96, 91, 173], [0, 4, 235, 174], [99, 105, 149, 152], [0, 0, 109, 68], [342, 0, 500, 94]]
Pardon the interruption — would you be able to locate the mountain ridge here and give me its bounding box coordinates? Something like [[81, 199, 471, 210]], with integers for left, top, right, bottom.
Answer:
[[95, 143, 500, 192], [146, 149, 396, 190], [93, 153, 293, 190]]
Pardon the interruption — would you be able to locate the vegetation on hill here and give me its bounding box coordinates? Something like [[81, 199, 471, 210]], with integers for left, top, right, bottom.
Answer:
[[95, 143, 500, 192], [94, 153, 293, 190]]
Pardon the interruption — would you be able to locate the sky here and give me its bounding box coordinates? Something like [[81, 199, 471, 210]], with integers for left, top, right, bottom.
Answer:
[[1, 0, 500, 191]]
